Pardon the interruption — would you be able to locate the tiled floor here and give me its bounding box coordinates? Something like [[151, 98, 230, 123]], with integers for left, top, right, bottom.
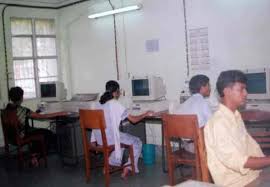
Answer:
[[0, 152, 175, 187]]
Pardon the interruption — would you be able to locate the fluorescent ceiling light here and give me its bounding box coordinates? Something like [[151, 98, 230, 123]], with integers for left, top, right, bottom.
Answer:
[[88, 4, 142, 19]]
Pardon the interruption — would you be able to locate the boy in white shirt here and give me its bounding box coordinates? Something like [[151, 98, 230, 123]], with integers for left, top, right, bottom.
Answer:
[[175, 74, 212, 127], [174, 75, 212, 152]]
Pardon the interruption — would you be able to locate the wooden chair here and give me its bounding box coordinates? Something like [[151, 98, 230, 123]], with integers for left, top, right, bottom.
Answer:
[[198, 126, 212, 183], [1, 108, 47, 169], [162, 114, 211, 185], [79, 109, 135, 187]]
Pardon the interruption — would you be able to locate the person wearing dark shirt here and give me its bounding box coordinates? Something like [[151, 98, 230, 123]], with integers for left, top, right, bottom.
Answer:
[[5, 87, 67, 158]]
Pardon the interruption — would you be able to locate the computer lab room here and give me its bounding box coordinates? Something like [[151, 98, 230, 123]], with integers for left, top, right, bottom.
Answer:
[[0, 0, 270, 187]]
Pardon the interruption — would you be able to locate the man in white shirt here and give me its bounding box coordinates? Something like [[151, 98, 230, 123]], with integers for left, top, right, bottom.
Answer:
[[175, 74, 212, 128], [174, 74, 212, 152]]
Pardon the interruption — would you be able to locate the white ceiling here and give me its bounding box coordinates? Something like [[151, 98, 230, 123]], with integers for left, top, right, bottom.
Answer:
[[0, 0, 88, 7]]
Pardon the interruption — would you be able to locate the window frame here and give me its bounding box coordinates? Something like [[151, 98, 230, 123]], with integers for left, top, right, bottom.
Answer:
[[10, 17, 59, 99]]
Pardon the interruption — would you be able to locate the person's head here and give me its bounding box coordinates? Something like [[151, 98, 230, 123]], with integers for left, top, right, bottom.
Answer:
[[9, 86, 24, 104], [99, 80, 120, 104], [216, 70, 247, 107], [189, 74, 211, 97]]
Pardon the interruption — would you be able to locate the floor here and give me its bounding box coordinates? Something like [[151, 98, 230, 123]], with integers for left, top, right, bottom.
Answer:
[[0, 149, 181, 187]]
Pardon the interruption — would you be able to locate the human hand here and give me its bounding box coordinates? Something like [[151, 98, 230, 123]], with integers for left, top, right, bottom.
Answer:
[[145, 110, 155, 117]]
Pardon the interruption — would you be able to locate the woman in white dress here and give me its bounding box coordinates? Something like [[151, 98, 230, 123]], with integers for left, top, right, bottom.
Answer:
[[92, 80, 154, 179]]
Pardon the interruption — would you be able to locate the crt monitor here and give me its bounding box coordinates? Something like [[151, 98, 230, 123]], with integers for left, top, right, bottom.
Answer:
[[131, 76, 166, 101], [244, 68, 270, 100], [40, 81, 66, 102]]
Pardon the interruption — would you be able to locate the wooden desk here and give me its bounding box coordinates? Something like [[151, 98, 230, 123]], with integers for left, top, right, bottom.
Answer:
[[31, 113, 83, 166], [145, 112, 168, 173], [121, 113, 168, 173], [241, 110, 270, 125], [241, 110, 270, 150]]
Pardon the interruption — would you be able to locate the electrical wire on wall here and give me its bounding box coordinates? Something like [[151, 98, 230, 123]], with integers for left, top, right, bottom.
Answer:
[[108, 0, 120, 80], [183, 0, 190, 77], [2, 5, 10, 96], [121, 0, 129, 79]]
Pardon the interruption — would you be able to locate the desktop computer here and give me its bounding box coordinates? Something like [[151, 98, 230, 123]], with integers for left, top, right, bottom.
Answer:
[[130, 100, 169, 116], [55, 118, 84, 165]]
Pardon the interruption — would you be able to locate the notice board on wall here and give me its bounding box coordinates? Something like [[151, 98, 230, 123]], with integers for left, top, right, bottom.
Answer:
[[189, 27, 210, 71]]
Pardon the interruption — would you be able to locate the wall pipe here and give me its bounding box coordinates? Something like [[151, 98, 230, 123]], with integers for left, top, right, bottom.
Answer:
[[1, 0, 91, 100], [2, 5, 9, 97], [108, 0, 120, 80], [183, 0, 190, 77]]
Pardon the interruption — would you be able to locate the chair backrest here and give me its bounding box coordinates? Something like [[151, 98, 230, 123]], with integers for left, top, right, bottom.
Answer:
[[198, 127, 212, 183], [79, 109, 108, 146], [1, 108, 22, 146], [162, 114, 212, 182], [162, 114, 198, 140]]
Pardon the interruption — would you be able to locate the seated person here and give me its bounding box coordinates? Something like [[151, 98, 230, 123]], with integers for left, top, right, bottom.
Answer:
[[174, 74, 212, 152], [91, 80, 154, 179], [204, 70, 268, 187], [5, 87, 67, 158], [174, 74, 212, 127]]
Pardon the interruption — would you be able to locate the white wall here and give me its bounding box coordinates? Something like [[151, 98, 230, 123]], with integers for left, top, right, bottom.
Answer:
[[59, 0, 186, 100], [59, 1, 119, 97], [59, 0, 270, 101], [187, 0, 270, 83]]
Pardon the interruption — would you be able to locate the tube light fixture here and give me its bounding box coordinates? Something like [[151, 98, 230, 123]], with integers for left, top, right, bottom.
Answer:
[[88, 4, 142, 19]]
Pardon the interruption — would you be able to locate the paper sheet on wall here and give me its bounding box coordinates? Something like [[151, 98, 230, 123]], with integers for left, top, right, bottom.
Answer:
[[189, 27, 210, 71]]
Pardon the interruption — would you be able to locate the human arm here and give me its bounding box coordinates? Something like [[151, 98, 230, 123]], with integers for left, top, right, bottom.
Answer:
[[127, 111, 154, 124], [242, 122, 267, 170], [244, 156, 270, 170], [29, 111, 68, 119]]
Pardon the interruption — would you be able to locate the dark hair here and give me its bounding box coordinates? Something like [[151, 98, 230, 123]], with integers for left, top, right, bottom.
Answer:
[[216, 70, 247, 97], [99, 80, 120, 104], [189, 75, 210, 94], [9, 86, 24, 103]]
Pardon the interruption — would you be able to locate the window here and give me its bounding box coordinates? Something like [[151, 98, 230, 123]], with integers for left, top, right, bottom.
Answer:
[[11, 18, 58, 99]]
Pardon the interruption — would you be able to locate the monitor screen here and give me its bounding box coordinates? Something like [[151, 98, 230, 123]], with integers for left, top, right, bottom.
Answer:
[[40, 83, 56, 98], [132, 79, 149, 96], [246, 72, 267, 94]]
